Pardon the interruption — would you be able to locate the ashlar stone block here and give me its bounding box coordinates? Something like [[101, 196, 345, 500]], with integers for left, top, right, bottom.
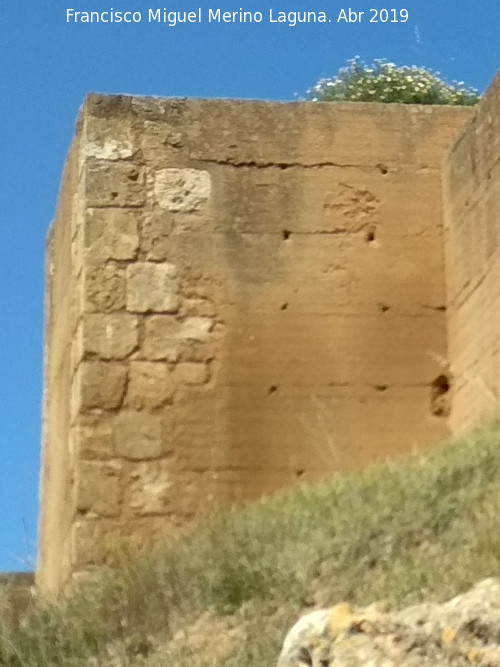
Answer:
[[115, 411, 162, 460], [77, 313, 138, 360], [141, 213, 174, 261], [86, 160, 145, 207], [84, 114, 136, 161], [128, 461, 173, 515], [84, 261, 126, 313], [181, 317, 213, 341], [84, 139, 134, 161], [73, 361, 127, 414], [126, 262, 179, 313], [143, 315, 213, 361], [85, 208, 139, 261], [173, 362, 209, 385], [71, 519, 118, 566], [125, 361, 175, 410], [74, 415, 116, 460], [118, 516, 183, 553], [143, 120, 183, 150], [154, 168, 211, 212], [143, 316, 180, 361], [74, 461, 122, 517], [179, 298, 217, 318]]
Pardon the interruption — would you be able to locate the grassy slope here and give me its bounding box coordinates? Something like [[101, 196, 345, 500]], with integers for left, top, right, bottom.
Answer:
[[2, 424, 500, 666]]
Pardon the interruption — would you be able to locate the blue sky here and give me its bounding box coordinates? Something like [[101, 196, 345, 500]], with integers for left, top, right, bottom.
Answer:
[[1, 0, 498, 572]]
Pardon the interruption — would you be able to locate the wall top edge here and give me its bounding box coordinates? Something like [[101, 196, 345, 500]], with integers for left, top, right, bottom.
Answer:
[[445, 69, 500, 161], [79, 91, 474, 123], [0, 572, 34, 585]]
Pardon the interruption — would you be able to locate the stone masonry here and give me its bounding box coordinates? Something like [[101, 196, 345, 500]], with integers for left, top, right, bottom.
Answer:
[[38, 92, 479, 593]]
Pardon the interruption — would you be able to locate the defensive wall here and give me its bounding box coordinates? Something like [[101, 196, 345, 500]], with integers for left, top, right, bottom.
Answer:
[[443, 71, 500, 432], [0, 573, 34, 628], [37, 78, 498, 593]]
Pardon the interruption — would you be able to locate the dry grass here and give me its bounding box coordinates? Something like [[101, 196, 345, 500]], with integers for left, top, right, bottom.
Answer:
[[2, 423, 500, 666]]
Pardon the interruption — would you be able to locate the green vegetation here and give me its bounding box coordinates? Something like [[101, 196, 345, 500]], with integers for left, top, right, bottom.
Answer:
[[307, 57, 481, 105], [2, 424, 500, 666]]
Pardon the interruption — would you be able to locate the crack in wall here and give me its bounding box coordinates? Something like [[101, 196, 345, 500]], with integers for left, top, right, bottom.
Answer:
[[194, 157, 439, 173]]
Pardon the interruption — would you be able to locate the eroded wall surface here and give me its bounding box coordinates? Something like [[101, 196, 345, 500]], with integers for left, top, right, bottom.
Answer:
[[39, 138, 83, 593], [444, 73, 500, 433], [38, 95, 470, 592], [443, 76, 500, 432]]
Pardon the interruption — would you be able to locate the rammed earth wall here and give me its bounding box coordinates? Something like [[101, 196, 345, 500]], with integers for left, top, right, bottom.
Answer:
[[38, 94, 472, 593], [443, 72, 500, 432]]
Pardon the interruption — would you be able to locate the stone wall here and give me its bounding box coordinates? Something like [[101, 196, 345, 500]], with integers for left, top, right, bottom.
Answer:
[[0, 573, 34, 628], [39, 137, 82, 594], [38, 94, 471, 593], [443, 72, 500, 433]]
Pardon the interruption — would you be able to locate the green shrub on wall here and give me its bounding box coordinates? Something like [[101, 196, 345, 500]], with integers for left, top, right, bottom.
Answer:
[[307, 57, 480, 105]]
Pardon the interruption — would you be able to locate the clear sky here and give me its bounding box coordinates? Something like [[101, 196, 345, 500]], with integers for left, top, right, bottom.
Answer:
[[0, 0, 498, 572]]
